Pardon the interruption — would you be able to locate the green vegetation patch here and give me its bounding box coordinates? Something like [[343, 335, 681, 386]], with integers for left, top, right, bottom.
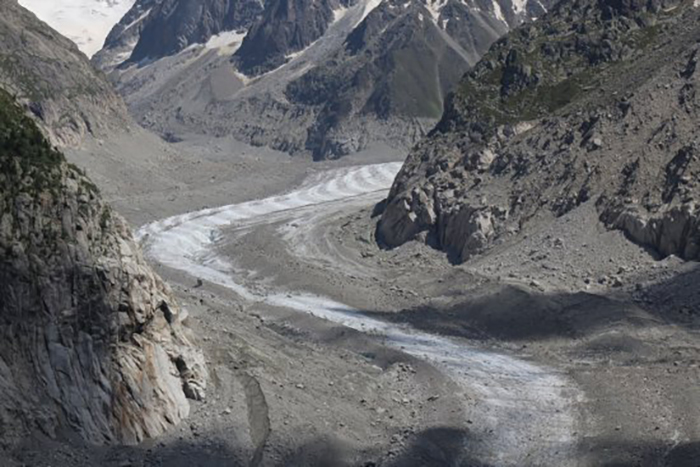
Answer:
[[0, 88, 64, 200], [446, 0, 689, 136]]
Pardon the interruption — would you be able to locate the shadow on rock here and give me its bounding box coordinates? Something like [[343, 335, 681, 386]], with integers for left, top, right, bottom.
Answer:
[[383, 427, 493, 467], [274, 435, 369, 467], [365, 283, 650, 342], [580, 438, 700, 467], [367, 263, 700, 344], [632, 264, 700, 330], [9, 435, 247, 467], [138, 439, 246, 467], [274, 426, 490, 467]]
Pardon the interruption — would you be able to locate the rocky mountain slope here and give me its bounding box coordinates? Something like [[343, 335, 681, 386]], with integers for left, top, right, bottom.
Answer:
[[0, 0, 130, 148], [0, 88, 206, 447], [378, 0, 700, 263], [95, 0, 548, 159]]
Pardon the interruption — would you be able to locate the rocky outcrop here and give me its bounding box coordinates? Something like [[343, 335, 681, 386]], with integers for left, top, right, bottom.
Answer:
[[602, 138, 700, 260], [0, 89, 206, 447], [606, 204, 700, 260], [0, 0, 129, 148], [379, 0, 700, 262]]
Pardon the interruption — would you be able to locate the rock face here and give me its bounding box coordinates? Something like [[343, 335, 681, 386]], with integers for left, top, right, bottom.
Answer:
[[0, 0, 130, 148], [95, 0, 548, 159], [233, 0, 354, 76], [379, 0, 700, 262], [0, 89, 206, 447], [127, 0, 264, 63]]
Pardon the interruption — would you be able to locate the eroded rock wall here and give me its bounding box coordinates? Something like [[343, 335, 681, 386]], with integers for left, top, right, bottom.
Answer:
[[0, 90, 206, 447]]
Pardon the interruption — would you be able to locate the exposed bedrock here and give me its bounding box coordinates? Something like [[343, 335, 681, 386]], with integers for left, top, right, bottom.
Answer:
[[0, 91, 206, 447]]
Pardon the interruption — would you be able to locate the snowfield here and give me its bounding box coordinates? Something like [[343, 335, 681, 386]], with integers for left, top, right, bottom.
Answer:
[[18, 0, 135, 56]]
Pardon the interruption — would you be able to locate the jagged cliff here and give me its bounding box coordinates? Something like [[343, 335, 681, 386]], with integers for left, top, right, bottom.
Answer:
[[233, 0, 355, 76], [0, 0, 129, 148], [0, 89, 206, 447], [128, 0, 263, 64], [379, 0, 700, 262]]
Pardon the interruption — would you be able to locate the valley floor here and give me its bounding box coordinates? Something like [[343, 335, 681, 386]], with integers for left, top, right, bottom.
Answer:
[[8, 133, 700, 466]]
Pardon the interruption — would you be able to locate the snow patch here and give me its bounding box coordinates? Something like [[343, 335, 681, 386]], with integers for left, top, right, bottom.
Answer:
[[18, 0, 136, 57], [205, 30, 248, 55], [425, 0, 448, 24], [285, 39, 319, 61], [231, 69, 253, 86], [359, 0, 384, 24], [511, 0, 527, 15], [333, 5, 349, 22], [695, 0, 700, 7], [122, 8, 151, 32], [492, 0, 508, 24]]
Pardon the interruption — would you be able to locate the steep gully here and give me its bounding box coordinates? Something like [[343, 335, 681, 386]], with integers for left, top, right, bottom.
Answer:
[[138, 163, 582, 465]]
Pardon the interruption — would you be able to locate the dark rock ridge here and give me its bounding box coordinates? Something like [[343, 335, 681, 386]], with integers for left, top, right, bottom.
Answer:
[[96, 0, 549, 159], [92, 0, 163, 71], [233, 0, 355, 75], [127, 0, 264, 64], [0, 89, 207, 447], [0, 0, 129, 147], [378, 0, 700, 262], [95, 0, 264, 70]]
